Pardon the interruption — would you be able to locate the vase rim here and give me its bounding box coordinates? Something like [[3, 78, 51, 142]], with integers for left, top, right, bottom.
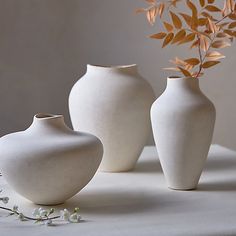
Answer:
[[167, 76, 199, 80], [87, 64, 137, 69], [34, 113, 63, 120], [29, 113, 72, 133]]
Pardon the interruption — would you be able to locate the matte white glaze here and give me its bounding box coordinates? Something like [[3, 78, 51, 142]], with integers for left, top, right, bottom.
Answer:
[[0, 113, 103, 205]]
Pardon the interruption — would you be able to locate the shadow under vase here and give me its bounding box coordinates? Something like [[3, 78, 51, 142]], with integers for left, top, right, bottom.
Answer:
[[60, 189, 159, 216], [203, 155, 236, 172], [198, 152, 236, 191], [133, 159, 162, 173], [197, 180, 236, 192]]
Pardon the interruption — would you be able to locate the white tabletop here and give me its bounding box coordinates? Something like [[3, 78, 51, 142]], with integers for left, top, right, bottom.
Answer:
[[1, 145, 236, 236]]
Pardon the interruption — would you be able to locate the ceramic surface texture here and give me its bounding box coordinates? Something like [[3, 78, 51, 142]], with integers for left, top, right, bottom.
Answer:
[[151, 77, 216, 190], [0, 114, 103, 205], [69, 64, 155, 172]]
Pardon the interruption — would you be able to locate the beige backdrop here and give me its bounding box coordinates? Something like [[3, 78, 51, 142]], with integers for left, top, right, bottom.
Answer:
[[0, 0, 235, 149]]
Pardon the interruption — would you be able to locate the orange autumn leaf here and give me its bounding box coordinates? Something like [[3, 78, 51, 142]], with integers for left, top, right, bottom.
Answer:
[[178, 66, 192, 77], [200, 35, 210, 51], [206, 51, 226, 60], [163, 67, 181, 71], [179, 13, 192, 27], [226, 0, 235, 12], [150, 32, 167, 39], [162, 33, 174, 47], [163, 21, 174, 32], [205, 5, 221, 12], [146, 7, 158, 25], [202, 61, 220, 68], [159, 3, 165, 18], [169, 11, 182, 29], [199, 0, 205, 7], [186, 0, 198, 17], [178, 33, 196, 45], [172, 29, 186, 44], [145, 0, 156, 4], [229, 22, 236, 29], [212, 40, 231, 48], [184, 58, 200, 66]]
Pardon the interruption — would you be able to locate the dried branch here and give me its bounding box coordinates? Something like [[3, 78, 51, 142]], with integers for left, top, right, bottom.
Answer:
[[137, 0, 236, 78]]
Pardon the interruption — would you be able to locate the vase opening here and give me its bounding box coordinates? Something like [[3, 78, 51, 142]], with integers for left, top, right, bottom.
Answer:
[[168, 76, 181, 80], [88, 64, 137, 69], [87, 64, 138, 74], [31, 113, 68, 132], [168, 76, 198, 80], [34, 113, 63, 120], [166, 76, 200, 92]]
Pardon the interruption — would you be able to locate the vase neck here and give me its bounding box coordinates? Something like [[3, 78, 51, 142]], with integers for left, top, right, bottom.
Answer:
[[29, 113, 71, 134], [166, 77, 200, 93], [86, 64, 139, 76]]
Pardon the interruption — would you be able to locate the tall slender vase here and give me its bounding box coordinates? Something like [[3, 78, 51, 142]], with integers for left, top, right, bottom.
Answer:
[[69, 64, 155, 172], [151, 77, 216, 190]]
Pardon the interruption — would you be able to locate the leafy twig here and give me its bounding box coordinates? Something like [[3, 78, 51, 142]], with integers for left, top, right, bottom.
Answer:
[[0, 192, 81, 226], [137, 0, 236, 78]]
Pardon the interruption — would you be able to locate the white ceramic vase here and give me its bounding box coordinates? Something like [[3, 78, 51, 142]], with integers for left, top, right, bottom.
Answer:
[[151, 77, 216, 190], [0, 113, 103, 205], [69, 64, 155, 172]]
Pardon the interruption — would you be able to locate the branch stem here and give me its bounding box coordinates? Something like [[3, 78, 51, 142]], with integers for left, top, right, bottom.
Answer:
[[0, 206, 60, 221], [195, 35, 203, 78]]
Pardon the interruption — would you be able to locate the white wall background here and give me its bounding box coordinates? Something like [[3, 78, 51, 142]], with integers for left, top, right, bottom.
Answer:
[[0, 0, 236, 149]]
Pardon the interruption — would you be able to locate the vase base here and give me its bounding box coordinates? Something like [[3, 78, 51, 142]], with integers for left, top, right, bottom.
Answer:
[[34, 201, 65, 206], [98, 166, 135, 173], [168, 186, 197, 191]]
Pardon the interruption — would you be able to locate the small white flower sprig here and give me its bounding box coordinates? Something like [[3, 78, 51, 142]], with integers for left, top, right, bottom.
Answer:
[[0, 190, 82, 226]]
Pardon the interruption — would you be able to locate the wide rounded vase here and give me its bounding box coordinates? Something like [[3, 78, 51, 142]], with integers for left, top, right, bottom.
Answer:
[[69, 64, 155, 172], [0, 113, 103, 205], [151, 77, 216, 190]]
